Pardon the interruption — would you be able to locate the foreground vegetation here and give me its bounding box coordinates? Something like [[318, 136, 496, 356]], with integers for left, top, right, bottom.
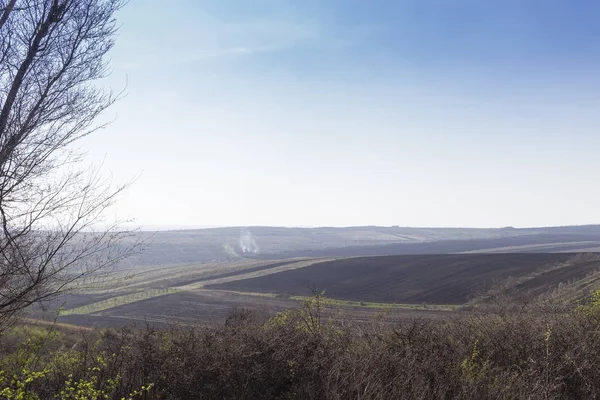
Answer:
[[2, 292, 600, 399]]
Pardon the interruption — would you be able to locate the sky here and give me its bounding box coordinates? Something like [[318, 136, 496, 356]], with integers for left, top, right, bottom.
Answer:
[[83, 0, 600, 229]]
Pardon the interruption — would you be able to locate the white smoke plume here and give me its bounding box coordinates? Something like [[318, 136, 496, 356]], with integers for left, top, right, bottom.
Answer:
[[239, 228, 260, 253]]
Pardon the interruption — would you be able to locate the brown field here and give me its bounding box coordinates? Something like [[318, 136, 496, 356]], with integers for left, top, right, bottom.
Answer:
[[208, 253, 600, 304], [58, 288, 452, 328], [49, 253, 600, 328]]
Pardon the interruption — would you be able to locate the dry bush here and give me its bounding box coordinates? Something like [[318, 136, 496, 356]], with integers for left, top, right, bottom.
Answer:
[[5, 292, 600, 399]]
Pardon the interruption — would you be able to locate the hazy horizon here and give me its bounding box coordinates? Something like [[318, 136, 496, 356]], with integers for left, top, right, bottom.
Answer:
[[86, 1, 600, 229], [127, 223, 600, 232]]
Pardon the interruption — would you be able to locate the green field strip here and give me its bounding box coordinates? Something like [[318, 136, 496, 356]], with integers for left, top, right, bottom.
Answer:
[[61, 288, 182, 315], [288, 295, 459, 311], [199, 289, 457, 311], [207, 289, 278, 298]]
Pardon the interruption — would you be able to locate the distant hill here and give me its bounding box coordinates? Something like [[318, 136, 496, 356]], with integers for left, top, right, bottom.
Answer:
[[121, 225, 600, 267]]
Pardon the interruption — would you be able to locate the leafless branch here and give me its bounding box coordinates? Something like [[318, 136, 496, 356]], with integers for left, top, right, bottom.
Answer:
[[0, 0, 132, 330]]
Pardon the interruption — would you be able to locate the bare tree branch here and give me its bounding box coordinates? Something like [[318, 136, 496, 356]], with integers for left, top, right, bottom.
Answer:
[[0, 0, 133, 330], [0, 0, 17, 30]]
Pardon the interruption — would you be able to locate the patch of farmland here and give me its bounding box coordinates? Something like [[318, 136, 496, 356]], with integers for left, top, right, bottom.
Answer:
[[255, 235, 600, 259], [94, 259, 305, 293], [177, 258, 335, 290], [61, 288, 182, 315], [207, 254, 597, 305], [65, 289, 452, 327], [174, 259, 304, 287]]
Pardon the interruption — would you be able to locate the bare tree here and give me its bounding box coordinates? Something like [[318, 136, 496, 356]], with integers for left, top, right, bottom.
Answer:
[[0, 0, 133, 329]]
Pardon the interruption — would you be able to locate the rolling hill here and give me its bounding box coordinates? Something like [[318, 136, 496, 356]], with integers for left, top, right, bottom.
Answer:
[[122, 225, 600, 267]]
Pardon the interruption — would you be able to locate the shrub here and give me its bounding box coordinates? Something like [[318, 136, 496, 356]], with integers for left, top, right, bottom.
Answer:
[[3, 292, 600, 399]]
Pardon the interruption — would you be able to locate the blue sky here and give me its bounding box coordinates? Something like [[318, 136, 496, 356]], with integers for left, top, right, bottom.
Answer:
[[85, 0, 600, 228]]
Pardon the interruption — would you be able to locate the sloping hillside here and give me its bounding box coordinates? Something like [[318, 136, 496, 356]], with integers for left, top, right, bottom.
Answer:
[[208, 253, 600, 304]]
